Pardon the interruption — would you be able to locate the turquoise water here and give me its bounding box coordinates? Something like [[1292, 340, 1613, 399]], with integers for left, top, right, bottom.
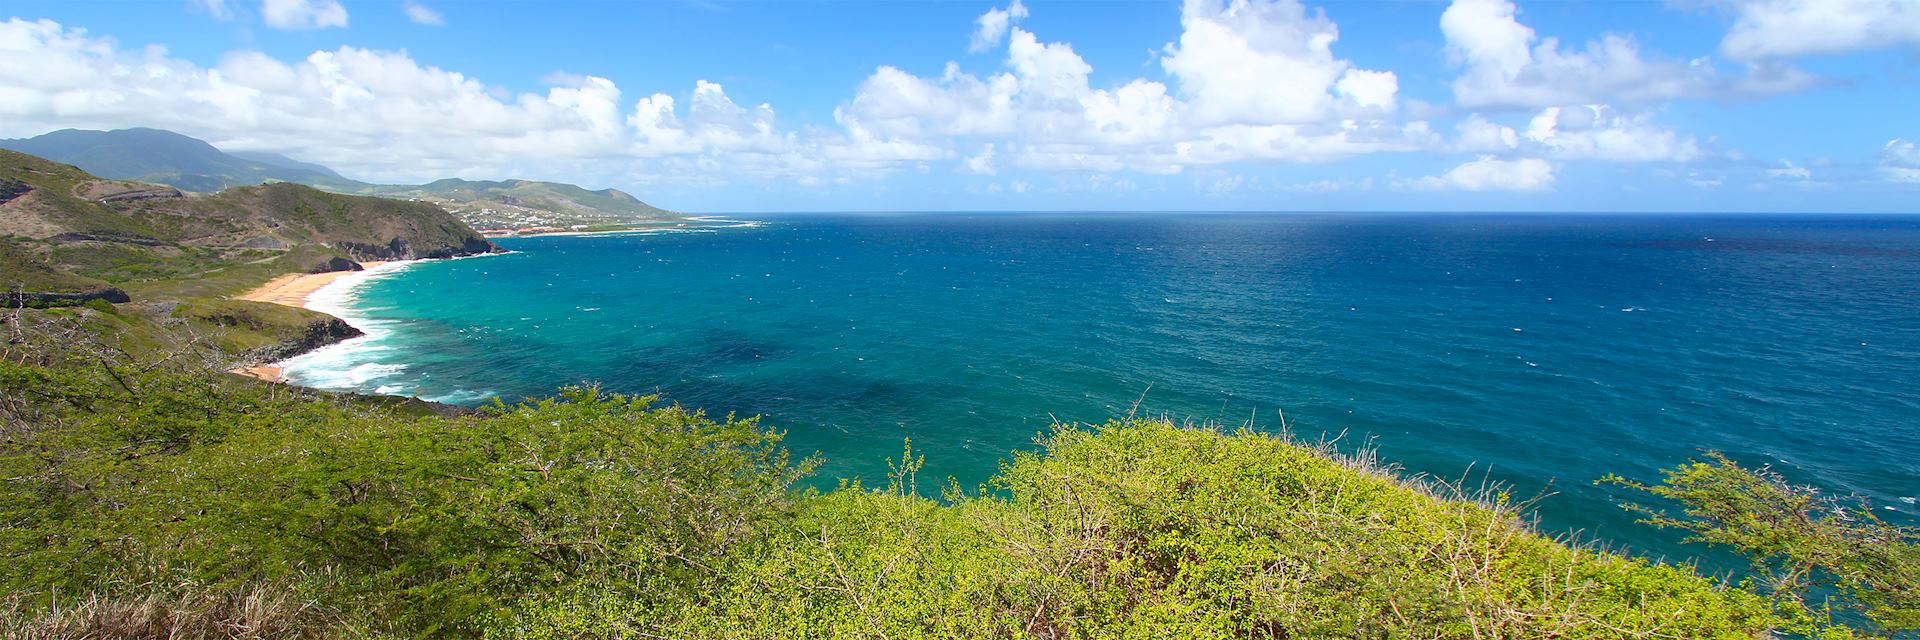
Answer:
[[285, 213, 1920, 568]]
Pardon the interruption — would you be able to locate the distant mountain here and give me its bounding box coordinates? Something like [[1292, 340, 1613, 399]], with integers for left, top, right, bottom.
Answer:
[[229, 150, 352, 182], [0, 128, 362, 193], [0, 128, 681, 228]]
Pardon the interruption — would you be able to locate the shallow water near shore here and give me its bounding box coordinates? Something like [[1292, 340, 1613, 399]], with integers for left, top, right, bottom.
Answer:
[[282, 212, 1920, 569]]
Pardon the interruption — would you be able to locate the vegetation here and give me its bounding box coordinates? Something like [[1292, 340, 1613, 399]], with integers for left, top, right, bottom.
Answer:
[[1606, 456, 1920, 638], [0, 145, 1907, 638], [2, 307, 1803, 639]]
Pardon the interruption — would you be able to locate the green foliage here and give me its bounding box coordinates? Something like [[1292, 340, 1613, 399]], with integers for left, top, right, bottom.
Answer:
[[1, 323, 811, 635], [0, 308, 1818, 639], [0, 239, 112, 293], [1605, 454, 1920, 638], [504, 422, 1778, 639]]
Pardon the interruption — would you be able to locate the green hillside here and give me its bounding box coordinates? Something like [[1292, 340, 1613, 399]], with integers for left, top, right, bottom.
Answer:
[[1, 128, 683, 229], [0, 149, 494, 301]]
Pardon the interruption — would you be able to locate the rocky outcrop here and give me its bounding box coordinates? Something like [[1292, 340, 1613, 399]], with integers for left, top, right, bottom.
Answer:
[[308, 256, 363, 274], [332, 236, 498, 261], [243, 318, 363, 364], [0, 178, 28, 205], [3, 286, 131, 308]]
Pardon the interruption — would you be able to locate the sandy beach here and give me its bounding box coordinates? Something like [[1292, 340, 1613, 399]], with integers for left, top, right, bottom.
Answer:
[[228, 262, 390, 383], [235, 261, 389, 307]]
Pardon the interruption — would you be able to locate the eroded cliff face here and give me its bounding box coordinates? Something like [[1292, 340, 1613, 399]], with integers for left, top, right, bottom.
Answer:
[[331, 235, 499, 262]]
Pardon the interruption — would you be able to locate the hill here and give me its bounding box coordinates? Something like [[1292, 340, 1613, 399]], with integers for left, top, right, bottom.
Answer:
[[0, 128, 684, 230], [367, 178, 676, 230], [0, 148, 495, 302], [0, 128, 362, 192]]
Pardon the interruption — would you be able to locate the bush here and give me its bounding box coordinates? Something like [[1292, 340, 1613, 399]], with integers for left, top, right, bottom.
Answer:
[[509, 421, 1779, 639], [1606, 454, 1920, 638]]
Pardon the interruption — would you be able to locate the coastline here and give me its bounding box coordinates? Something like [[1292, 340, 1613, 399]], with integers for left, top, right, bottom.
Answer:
[[229, 260, 417, 383], [481, 217, 763, 239]]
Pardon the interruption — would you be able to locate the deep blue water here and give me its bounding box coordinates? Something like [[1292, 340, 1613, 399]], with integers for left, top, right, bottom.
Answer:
[[285, 213, 1920, 569]]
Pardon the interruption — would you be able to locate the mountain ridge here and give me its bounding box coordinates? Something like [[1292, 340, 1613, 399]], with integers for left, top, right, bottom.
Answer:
[[0, 128, 681, 229]]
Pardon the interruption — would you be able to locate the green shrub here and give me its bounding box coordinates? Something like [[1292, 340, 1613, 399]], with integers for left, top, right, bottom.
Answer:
[[504, 422, 1779, 639], [1607, 454, 1920, 638]]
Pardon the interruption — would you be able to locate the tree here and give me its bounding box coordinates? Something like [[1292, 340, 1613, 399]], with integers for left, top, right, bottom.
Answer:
[[1605, 453, 1920, 638]]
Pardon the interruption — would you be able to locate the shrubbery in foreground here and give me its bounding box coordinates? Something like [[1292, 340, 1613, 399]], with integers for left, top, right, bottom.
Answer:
[[3, 312, 1911, 638]]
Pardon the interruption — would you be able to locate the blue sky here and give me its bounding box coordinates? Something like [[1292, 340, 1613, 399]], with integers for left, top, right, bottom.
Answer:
[[2, 0, 1917, 213]]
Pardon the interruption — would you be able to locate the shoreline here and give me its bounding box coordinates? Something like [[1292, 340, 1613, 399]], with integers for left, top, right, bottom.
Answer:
[[229, 260, 417, 383], [481, 217, 762, 239]]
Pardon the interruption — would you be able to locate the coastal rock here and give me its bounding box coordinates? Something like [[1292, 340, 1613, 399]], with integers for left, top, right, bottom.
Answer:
[[332, 236, 499, 261], [308, 256, 364, 274], [243, 317, 363, 364]]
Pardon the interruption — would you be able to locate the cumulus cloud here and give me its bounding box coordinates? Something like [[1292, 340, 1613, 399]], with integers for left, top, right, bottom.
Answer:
[[963, 143, 998, 175], [0, 18, 867, 183], [1454, 114, 1518, 152], [1408, 156, 1555, 191], [839, 0, 1423, 175], [1884, 138, 1920, 183], [1439, 0, 1810, 108], [402, 1, 446, 26], [1718, 0, 1920, 60], [261, 0, 348, 30], [1162, 0, 1397, 124], [1, 0, 1753, 194], [969, 0, 1029, 53], [1523, 105, 1700, 162]]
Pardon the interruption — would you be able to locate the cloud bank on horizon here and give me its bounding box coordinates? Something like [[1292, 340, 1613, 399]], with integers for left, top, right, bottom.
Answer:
[[1, 0, 1916, 212]]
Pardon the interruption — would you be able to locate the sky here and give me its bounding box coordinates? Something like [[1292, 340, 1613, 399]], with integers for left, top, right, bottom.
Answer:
[[2, 0, 1917, 213]]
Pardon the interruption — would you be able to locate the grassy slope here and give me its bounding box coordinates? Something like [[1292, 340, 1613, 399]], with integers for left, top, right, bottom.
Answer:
[[0, 240, 114, 293]]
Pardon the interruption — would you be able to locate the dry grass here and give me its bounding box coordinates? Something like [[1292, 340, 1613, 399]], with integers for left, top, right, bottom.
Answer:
[[0, 583, 349, 640]]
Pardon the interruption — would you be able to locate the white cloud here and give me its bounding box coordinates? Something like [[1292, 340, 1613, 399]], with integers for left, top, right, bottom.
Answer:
[[1454, 114, 1517, 152], [402, 1, 446, 27], [1, 1, 1749, 195], [1886, 138, 1920, 166], [1885, 138, 1920, 183], [963, 143, 997, 175], [1523, 105, 1700, 162], [838, 0, 1424, 175], [1718, 0, 1920, 60], [1161, 0, 1396, 125], [969, 0, 1029, 53], [1766, 159, 1811, 180], [195, 0, 238, 21], [0, 18, 850, 183], [261, 0, 348, 30], [1439, 0, 1810, 108], [1408, 156, 1555, 191]]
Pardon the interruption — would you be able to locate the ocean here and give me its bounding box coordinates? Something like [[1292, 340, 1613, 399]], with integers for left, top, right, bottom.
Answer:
[[282, 213, 1920, 569]]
